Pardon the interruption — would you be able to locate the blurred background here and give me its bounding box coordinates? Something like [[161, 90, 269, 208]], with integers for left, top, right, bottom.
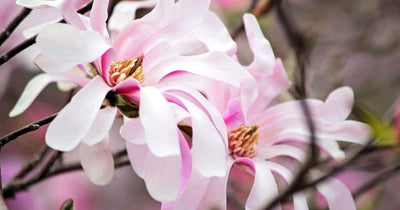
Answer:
[[1, 0, 399, 209]]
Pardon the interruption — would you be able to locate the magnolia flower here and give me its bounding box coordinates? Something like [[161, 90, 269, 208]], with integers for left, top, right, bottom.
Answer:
[[11, 0, 256, 201], [163, 14, 370, 210]]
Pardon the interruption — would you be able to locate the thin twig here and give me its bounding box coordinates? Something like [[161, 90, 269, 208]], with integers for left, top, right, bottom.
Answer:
[[0, 8, 32, 48], [232, 0, 277, 39], [353, 162, 400, 199], [265, 1, 316, 209], [0, 1, 93, 66], [3, 152, 130, 198], [0, 113, 57, 148], [14, 147, 51, 179]]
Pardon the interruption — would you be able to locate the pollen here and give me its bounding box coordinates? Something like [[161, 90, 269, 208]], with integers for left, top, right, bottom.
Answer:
[[228, 124, 259, 158], [109, 55, 145, 86]]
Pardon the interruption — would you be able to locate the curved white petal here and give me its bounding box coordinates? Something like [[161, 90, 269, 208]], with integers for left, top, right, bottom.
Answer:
[[46, 76, 111, 151], [258, 144, 307, 163], [90, 0, 109, 34], [108, 0, 157, 35], [246, 161, 281, 210], [140, 86, 180, 157], [120, 117, 146, 144], [193, 11, 237, 57], [80, 139, 114, 185], [177, 96, 227, 177], [143, 148, 182, 201], [320, 86, 354, 122], [126, 141, 148, 178], [83, 106, 117, 145], [316, 178, 356, 210], [9, 72, 88, 117], [243, 13, 275, 73], [36, 23, 111, 74]]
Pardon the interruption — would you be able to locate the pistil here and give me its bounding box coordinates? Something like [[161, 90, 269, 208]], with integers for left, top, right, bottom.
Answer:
[[109, 55, 144, 86]]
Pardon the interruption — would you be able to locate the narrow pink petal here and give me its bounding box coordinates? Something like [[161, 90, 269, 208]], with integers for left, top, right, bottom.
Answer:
[[243, 13, 275, 73], [223, 98, 245, 131], [246, 161, 281, 210], [36, 23, 111, 74], [140, 86, 180, 157], [83, 106, 117, 145], [143, 148, 182, 201], [80, 139, 114, 185], [120, 118, 146, 144], [99, 48, 115, 84], [178, 96, 227, 176], [114, 78, 141, 95], [258, 144, 306, 162], [90, 0, 110, 34], [265, 161, 310, 210], [46, 76, 111, 151], [248, 59, 292, 118], [9, 72, 89, 117], [126, 142, 148, 178], [320, 86, 354, 122], [193, 11, 237, 57], [108, 0, 157, 35], [16, 0, 61, 9], [316, 178, 356, 210]]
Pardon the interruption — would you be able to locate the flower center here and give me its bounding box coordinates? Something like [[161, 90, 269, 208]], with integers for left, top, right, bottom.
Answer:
[[109, 55, 144, 86], [228, 124, 259, 158]]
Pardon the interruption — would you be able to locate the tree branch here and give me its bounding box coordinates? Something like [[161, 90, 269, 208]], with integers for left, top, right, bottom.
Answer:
[[0, 8, 32, 48], [3, 150, 129, 198], [265, 1, 316, 209], [0, 113, 57, 148], [353, 162, 400, 199]]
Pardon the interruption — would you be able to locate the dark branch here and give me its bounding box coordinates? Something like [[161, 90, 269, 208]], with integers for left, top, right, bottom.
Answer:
[[265, 1, 316, 209], [232, 0, 277, 39], [0, 8, 32, 47], [3, 152, 130, 198], [353, 163, 400, 199], [14, 147, 51, 179], [0, 113, 57, 148]]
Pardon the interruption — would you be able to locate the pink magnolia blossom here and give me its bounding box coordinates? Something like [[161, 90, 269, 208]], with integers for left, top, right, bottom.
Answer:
[[11, 0, 256, 202], [163, 14, 370, 210]]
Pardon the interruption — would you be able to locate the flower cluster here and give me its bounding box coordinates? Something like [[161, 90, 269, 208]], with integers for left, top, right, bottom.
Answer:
[[8, 0, 370, 209]]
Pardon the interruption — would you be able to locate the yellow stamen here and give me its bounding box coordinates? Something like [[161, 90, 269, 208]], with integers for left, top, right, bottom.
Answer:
[[109, 55, 145, 85], [228, 124, 259, 158]]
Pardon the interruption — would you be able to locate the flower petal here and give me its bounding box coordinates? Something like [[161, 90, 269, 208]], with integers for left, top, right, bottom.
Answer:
[[193, 11, 237, 57], [320, 86, 354, 122], [80, 139, 114, 185], [36, 23, 111, 74], [83, 106, 117, 145], [316, 178, 356, 210], [246, 161, 281, 210], [243, 13, 275, 73], [108, 0, 157, 35], [46, 76, 111, 151], [90, 0, 109, 34], [120, 117, 146, 144], [9, 72, 89, 117], [176, 96, 227, 177], [143, 147, 182, 201], [126, 141, 148, 178], [140, 86, 180, 157]]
